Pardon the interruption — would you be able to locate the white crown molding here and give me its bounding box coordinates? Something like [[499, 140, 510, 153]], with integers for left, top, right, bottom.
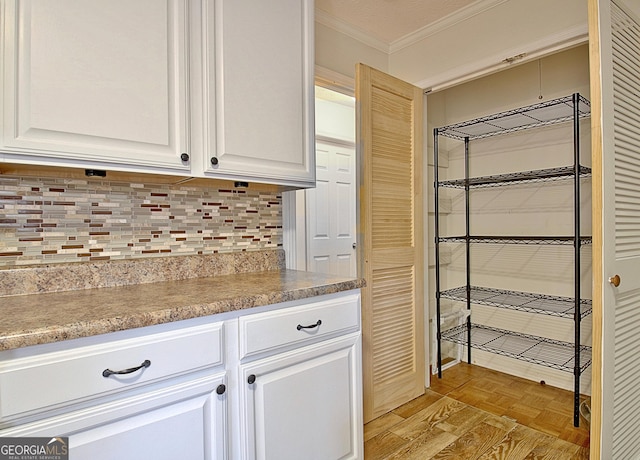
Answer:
[[316, 0, 510, 56], [416, 23, 589, 92], [389, 0, 509, 53], [315, 9, 390, 53]]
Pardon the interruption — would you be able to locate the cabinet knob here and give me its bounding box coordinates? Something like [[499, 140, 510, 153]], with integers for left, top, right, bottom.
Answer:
[[609, 274, 621, 287], [180, 153, 189, 162], [211, 157, 219, 166], [247, 374, 256, 385], [216, 384, 226, 395]]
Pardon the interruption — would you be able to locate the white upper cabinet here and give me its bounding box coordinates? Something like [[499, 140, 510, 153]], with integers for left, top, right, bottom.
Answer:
[[0, 0, 315, 188], [0, 0, 192, 173], [200, 0, 315, 187]]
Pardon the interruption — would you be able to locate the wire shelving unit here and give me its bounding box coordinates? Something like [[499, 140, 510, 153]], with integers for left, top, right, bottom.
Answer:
[[433, 93, 592, 427]]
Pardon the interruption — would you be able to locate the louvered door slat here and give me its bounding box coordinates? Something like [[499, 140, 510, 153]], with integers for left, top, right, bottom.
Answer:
[[357, 63, 425, 422]]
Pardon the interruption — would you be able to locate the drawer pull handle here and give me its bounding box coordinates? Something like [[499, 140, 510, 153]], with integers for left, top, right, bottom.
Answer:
[[216, 384, 226, 395], [102, 359, 151, 378], [248, 374, 256, 385], [297, 319, 322, 331]]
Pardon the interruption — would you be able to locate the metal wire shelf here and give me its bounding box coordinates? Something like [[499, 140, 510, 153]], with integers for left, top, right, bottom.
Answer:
[[435, 94, 591, 141], [441, 324, 592, 373], [438, 165, 592, 189], [440, 286, 592, 319], [438, 235, 593, 245]]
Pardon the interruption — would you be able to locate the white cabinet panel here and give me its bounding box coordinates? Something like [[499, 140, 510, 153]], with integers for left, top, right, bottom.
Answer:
[[240, 335, 362, 460], [202, 0, 315, 187], [70, 376, 226, 460], [1, 0, 190, 172], [2, 374, 228, 460], [0, 321, 223, 421], [238, 292, 361, 359]]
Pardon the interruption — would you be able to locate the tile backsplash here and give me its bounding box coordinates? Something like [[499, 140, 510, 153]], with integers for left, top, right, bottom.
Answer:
[[0, 176, 282, 267]]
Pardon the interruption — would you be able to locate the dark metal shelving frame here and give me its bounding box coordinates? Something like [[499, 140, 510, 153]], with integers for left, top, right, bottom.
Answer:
[[441, 324, 592, 374], [438, 235, 593, 245], [433, 93, 592, 427], [440, 286, 592, 319], [438, 165, 592, 189]]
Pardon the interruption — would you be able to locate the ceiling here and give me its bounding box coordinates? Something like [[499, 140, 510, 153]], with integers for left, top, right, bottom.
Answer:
[[315, 0, 481, 46]]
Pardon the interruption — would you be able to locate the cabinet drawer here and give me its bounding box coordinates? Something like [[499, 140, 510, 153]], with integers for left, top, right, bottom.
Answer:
[[0, 321, 223, 421], [239, 292, 361, 359]]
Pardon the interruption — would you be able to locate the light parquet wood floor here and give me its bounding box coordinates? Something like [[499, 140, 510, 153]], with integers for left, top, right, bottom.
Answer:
[[364, 363, 590, 459]]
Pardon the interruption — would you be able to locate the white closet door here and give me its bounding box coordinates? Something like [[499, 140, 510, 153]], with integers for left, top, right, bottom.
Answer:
[[589, 0, 640, 458], [306, 141, 357, 277]]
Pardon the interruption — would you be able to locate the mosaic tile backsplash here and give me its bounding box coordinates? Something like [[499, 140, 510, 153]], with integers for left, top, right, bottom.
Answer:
[[0, 176, 282, 267]]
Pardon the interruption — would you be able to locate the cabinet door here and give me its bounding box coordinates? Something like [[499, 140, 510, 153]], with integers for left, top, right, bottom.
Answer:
[[1, 374, 228, 460], [201, 0, 315, 188], [239, 334, 363, 460], [1, 0, 191, 174]]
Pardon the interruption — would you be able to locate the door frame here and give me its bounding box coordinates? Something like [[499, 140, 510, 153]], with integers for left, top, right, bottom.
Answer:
[[283, 68, 356, 272]]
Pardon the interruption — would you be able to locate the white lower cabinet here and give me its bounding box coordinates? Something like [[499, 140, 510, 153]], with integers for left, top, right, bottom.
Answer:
[[235, 291, 363, 460], [239, 335, 362, 460], [0, 320, 228, 459], [70, 375, 227, 460], [0, 291, 362, 460], [2, 373, 228, 460]]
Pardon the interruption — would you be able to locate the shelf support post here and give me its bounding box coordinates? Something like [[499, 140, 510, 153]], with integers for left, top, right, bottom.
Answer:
[[573, 92, 582, 427], [465, 136, 472, 364], [434, 128, 443, 378]]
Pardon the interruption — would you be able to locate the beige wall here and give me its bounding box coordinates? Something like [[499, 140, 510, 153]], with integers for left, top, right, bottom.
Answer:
[[390, 0, 588, 88], [315, 22, 388, 80], [427, 45, 590, 126]]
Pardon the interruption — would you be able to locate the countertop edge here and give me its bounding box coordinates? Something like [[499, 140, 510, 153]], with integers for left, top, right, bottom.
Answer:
[[0, 277, 365, 352]]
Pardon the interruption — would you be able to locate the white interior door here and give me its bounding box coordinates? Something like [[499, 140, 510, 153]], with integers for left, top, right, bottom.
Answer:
[[589, 0, 640, 458], [306, 140, 357, 277]]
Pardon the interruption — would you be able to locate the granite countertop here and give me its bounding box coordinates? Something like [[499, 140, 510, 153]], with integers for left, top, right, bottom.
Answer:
[[0, 269, 365, 352]]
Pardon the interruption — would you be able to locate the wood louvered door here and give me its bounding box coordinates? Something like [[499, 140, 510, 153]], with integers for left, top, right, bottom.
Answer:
[[356, 63, 424, 423], [589, 0, 640, 458]]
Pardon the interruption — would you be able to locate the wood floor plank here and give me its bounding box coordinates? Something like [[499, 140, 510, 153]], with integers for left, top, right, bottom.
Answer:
[[364, 411, 406, 441], [505, 402, 542, 424], [429, 420, 513, 460], [435, 405, 490, 436], [392, 389, 444, 419], [477, 424, 558, 460], [482, 413, 517, 432], [529, 408, 574, 438], [385, 427, 458, 460], [389, 396, 466, 441], [364, 430, 410, 460], [523, 435, 582, 460]]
